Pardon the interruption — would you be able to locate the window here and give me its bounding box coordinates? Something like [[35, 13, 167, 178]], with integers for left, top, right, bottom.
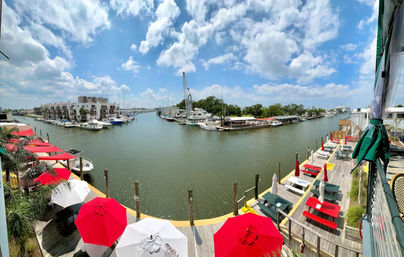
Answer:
[[397, 113, 404, 118], [387, 113, 393, 118]]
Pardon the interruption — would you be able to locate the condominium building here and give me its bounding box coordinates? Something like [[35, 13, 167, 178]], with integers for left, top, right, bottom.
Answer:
[[43, 96, 116, 121]]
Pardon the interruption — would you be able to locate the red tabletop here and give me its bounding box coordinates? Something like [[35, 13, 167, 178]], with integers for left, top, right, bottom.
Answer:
[[305, 197, 340, 218], [303, 164, 321, 172]]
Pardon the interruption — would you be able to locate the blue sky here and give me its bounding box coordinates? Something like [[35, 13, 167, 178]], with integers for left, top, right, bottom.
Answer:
[[0, 0, 384, 109]]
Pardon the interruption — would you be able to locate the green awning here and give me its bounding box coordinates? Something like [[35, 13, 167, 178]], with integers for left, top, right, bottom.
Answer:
[[0, 147, 5, 155], [352, 119, 390, 167]]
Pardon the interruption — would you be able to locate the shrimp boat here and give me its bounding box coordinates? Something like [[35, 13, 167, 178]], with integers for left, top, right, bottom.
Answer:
[[58, 149, 94, 174]]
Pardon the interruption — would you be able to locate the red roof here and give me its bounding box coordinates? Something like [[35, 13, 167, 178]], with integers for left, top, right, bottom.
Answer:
[[38, 152, 77, 160], [256, 117, 276, 121]]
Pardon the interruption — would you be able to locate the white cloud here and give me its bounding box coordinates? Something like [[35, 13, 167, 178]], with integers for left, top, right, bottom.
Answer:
[[120, 56, 141, 75], [110, 0, 154, 17], [128, 88, 177, 108], [139, 0, 180, 54], [14, 0, 110, 43], [29, 23, 72, 57], [0, 3, 126, 108], [357, 0, 378, 30], [340, 43, 358, 51], [357, 0, 375, 6], [202, 53, 237, 70], [130, 44, 137, 51]]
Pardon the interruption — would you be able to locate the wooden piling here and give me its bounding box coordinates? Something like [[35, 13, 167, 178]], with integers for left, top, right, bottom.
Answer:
[[188, 188, 194, 226], [233, 182, 238, 216], [316, 140, 318, 150], [34, 127, 37, 134], [277, 163, 281, 184], [254, 174, 259, 199], [295, 152, 298, 162], [79, 157, 83, 180], [306, 146, 309, 160], [104, 169, 109, 198], [46, 133, 50, 143], [40, 129, 42, 138], [317, 236, 321, 256], [134, 181, 140, 218], [66, 159, 70, 171]]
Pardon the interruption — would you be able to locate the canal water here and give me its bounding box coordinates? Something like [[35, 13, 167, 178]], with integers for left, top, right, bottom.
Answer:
[[16, 113, 345, 220]]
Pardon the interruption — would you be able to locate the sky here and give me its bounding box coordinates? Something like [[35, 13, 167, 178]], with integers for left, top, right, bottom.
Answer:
[[0, 0, 390, 109]]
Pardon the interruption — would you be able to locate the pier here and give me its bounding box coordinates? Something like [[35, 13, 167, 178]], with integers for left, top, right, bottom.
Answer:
[[32, 140, 362, 257]]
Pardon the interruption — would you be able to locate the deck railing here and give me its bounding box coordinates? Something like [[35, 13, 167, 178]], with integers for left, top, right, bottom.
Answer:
[[276, 208, 361, 257], [362, 159, 404, 257]]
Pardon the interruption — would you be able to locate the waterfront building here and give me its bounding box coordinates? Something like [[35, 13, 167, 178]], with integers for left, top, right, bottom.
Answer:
[[43, 96, 116, 121], [352, 107, 404, 134]]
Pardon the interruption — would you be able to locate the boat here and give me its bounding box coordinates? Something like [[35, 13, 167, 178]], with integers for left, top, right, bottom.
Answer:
[[89, 119, 112, 128], [198, 122, 217, 131], [109, 117, 124, 125], [79, 120, 103, 130], [59, 149, 94, 173], [270, 120, 282, 127], [64, 121, 76, 128], [165, 116, 175, 122]]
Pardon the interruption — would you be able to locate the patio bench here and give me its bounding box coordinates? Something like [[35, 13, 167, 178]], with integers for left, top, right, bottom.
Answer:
[[285, 184, 305, 195], [303, 210, 337, 230], [302, 169, 319, 176], [257, 202, 277, 220], [310, 189, 338, 202]]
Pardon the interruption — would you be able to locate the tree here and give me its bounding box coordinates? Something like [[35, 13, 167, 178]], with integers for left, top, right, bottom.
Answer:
[[176, 99, 186, 109], [244, 104, 264, 117], [267, 103, 285, 117], [79, 107, 89, 121], [5, 183, 53, 257]]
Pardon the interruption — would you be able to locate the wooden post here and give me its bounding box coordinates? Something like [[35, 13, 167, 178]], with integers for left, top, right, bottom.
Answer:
[[254, 174, 259, 199], [46, 133, 50, 143], [302, 227, 305, 246], [104, 169, 109, 198], [334, 244, 339, 257], [40, 129, 42, 138], [34, 127, 37, 134], [277, 211, 280, 230], [295, 152, 298, 162], [288, 219, 292, 241], [316, 140, 318, 150], [188, 189, 194, 226], [233, 182, 238, 216], [306, 146, 309, 160], [66, 159, 70, 171], [135, 181, 140, 218], [358, 166, 363, 205], [317, 236, 321, 256], [79, 157, 83, 180], [277, 163, 281, 184]]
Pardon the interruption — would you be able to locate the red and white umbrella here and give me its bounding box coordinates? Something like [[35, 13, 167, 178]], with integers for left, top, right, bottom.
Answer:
[[75, 197, 127, 247], [214, 213, 283, 257]]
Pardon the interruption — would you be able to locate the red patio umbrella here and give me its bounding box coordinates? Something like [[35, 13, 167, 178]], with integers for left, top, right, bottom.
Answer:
[[33, 168, 71, 185], [321, 138, 324, 150], [11, 129, 35, 137], [323, 163, 328, 182], [214, 213, 283, 257], [344, 136, 347, 145], [75, 197, 127, 247], [294, 159, 300, 177], [330, 132, 333, 141]]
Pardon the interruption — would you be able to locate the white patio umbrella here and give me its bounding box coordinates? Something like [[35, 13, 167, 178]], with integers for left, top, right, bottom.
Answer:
[[51, 180, 90, 208], [271, 173, 278, 195], [318, 181, 325, 204], [116, 218, 188, 257], [310, 150, 314, 164], [326, 135, 329, 143]]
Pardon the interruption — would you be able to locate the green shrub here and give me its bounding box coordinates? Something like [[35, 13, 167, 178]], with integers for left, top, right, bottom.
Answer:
[[349, 178, 359, 201], [346, 204, 365, 227], [25, 238, 37, 257]]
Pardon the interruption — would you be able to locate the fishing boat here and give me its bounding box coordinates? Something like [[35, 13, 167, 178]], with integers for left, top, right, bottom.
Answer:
[[109, 117, 124, 125], [270, 120, 282, 127], [165, 116, 175, 122], [64, 121, 76, 128]]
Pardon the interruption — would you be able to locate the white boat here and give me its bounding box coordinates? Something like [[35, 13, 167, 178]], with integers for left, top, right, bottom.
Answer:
[[59, 150, 94, 173], [79, 120, 103, 130], [270, 120, 282, 127], [198, 122, 217, 131], [64, 121, 76, 128], [187, 108, 212, 122], [89, 119, 112, 128]]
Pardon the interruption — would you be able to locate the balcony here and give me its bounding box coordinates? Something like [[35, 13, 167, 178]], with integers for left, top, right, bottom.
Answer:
[[362, 159, 404, 257]]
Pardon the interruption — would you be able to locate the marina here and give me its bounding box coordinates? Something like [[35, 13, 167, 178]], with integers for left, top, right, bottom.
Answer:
[[16, 113, 344, 220]]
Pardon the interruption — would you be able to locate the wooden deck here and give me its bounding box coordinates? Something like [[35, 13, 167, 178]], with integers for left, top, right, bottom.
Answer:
[[33, 143, 362, 257]]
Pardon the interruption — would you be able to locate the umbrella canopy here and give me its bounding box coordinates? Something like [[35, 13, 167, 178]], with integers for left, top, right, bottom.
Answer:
[[294, 160, 300, 177], [24, 145, 64, 153], [319, 181, 325, 204], [326, 136, 329, 143], [11, 129, 35, 137], [330, 132, 333, 141], [321, 139, 324, 151], [28, 139, 50, 146], [271, 173, 278, 195], [34, 168, 71, 185], [75, 197, 127, 247], [323, 164, 328, 182], [214, 213, 283, 257], [38, 152, 77, 160], [116, 218, 188, 257], [51, 180, 90, 208]]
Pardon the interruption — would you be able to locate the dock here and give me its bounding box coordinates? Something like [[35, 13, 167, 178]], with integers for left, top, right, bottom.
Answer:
[[33, 141, 363, 257]]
